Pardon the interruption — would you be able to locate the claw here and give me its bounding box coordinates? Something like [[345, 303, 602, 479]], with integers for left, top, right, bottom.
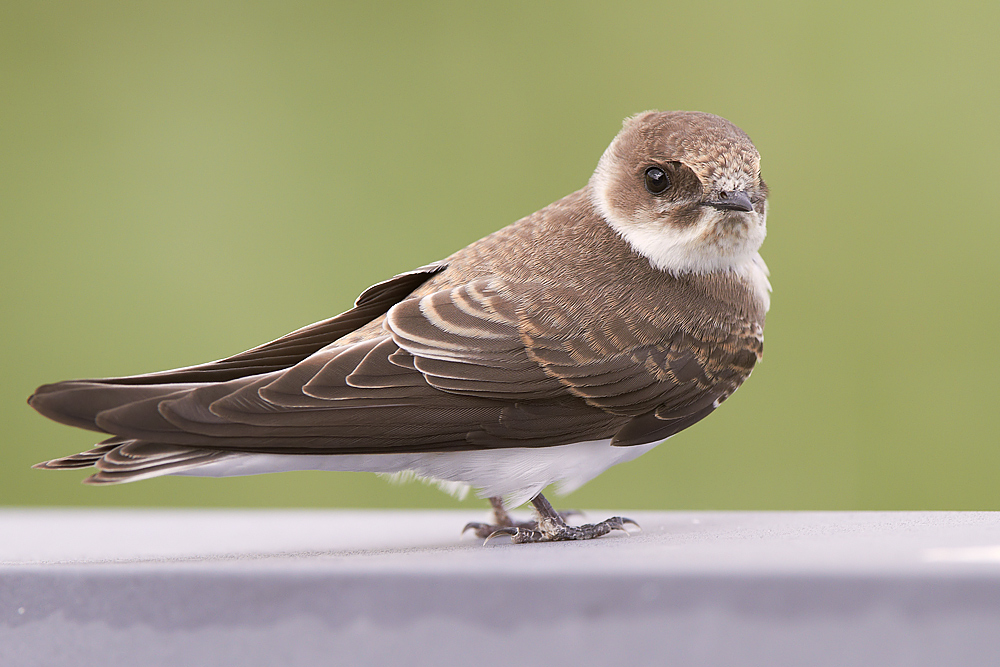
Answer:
[[483, 527, 518, 545], [462, 522, 484, 535]]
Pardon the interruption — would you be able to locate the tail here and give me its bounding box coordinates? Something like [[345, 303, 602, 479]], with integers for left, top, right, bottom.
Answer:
[[29, 262, 449, 483], [33, 437, 236, 485], [29, 379, 249, 484]]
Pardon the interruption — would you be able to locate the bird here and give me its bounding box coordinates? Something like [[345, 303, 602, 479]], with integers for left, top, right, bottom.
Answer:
[[29, 110, 770, 543]]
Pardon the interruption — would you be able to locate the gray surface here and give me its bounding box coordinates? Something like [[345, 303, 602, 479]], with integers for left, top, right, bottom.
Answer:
[[2, 510, 1000, 666]]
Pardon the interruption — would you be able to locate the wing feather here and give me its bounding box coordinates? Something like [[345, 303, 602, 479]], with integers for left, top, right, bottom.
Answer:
[[33, 267, 759, 461]]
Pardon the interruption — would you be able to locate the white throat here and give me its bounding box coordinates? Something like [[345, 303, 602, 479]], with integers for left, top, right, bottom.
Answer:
[[589, 177, 770, 311]]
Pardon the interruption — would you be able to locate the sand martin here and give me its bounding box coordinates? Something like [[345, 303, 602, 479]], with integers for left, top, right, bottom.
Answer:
[[30, 111, 770, 543]]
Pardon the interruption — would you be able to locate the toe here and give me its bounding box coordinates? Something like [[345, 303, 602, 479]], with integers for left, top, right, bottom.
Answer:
[[462, 522, 485, 535]]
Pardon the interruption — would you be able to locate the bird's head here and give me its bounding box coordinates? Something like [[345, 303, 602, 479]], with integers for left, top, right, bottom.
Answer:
[[589, 110, 768, 275]]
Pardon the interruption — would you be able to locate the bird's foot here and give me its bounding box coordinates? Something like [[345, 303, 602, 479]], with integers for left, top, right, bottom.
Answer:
[[465, 493, 638, 544], [485, 515, 638, 544], [462, 495, 582, 539]]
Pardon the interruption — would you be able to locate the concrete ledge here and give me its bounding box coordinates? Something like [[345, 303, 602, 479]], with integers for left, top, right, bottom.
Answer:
[[3, 510, 1000, 666]]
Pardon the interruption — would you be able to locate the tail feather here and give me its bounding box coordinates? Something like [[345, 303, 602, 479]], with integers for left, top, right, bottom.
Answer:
[[35, 436, 236, 484], [32, 437, 128, 470], [84, 448, 234, 485]]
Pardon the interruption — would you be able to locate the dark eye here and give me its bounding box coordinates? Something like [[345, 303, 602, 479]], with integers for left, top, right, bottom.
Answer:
[[644, 166, 670, 194]]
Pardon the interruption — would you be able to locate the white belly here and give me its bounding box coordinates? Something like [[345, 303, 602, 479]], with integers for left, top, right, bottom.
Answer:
[[175, 438, 661, 509]]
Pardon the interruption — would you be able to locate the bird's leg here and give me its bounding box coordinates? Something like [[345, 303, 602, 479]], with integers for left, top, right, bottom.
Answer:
[[488, 496, 516, 527], [472, 493, 638, 544]]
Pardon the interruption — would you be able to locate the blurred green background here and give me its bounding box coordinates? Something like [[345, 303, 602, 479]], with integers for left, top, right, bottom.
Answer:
[[2, 1, 998, 510]]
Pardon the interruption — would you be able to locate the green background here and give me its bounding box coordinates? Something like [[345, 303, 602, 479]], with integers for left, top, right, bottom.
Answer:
[[3, 1, 998, 510]]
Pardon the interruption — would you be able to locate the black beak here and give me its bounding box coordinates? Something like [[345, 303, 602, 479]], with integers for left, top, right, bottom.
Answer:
[[706, 190, 754, 213]]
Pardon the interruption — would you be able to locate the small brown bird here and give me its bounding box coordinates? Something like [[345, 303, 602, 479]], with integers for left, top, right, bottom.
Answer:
[[30, 111, 770, 543]]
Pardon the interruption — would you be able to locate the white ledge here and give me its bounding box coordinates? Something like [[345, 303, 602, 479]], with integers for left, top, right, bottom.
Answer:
[[3, 510, 1000, 665]]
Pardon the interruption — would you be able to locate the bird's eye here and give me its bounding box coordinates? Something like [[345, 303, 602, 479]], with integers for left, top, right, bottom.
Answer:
[[644, 166, 670, 194]]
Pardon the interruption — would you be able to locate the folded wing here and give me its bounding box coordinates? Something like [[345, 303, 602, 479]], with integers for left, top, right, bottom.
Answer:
[[32, 269, 758, 481]]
